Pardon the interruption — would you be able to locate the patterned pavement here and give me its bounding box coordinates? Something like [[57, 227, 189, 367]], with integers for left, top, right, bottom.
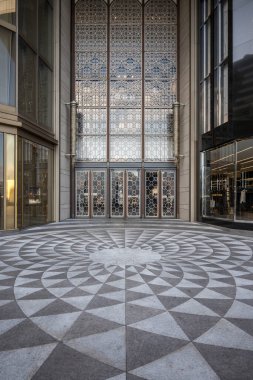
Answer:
[[0, 221, 253, 379]]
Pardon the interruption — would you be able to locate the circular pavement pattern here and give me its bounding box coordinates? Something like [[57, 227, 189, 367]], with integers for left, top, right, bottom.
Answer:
[[0, 225, 253, 379]]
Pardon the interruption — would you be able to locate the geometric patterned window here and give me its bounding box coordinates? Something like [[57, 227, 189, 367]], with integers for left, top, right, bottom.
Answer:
[[75, 0, 177, 163]]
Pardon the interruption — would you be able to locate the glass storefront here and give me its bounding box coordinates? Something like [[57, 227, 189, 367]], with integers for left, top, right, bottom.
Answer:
[[20, 139, 53, 228], [202, 138, 253, 222]]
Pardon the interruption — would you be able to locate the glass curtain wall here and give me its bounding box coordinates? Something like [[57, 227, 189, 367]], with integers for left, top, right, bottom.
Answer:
[[202, 139, 253, 222]]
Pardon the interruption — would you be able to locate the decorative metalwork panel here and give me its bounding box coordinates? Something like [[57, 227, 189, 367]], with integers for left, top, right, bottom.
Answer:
[[76, 170, 89, 216], [77, 108, 106, 135], [76, 81, 107, 108], [145, 52, 176, 79], [111, 25, 141, 51], [110, 109, 141, 134], [145, 135, 174, 161], [92, 171, 106, 216], [145, 80, 176, 108], [145, 171, 158, 217], [162, 170, 175, 217], [144, 0, 177, 24], [75, 25, 107, 52], [76, 52, 107, 80], [76, 136, 106, 161], [110, 0, 141, 25], [110, 52, 141, 80], [111, 170, 124, 217], [75, 0, 107, 24], [110, 80, 141, 108], [145, 108, 173, 135], [128, 170, 140, 216], [145, 24, 176, 52], [110, 135, 141, 162]]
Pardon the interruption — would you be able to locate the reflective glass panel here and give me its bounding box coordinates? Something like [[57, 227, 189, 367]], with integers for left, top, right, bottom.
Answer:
[[236, 139, 253, 221], [0, 133, 3, 229], [128, 170, 140, 217], [92, 171, 106, 216], [0, 26, 15, 106], [76, 170, 89, 217], [162, 170, 175, 217], [111, 170, 124, 217], [19, 0, 37, 49], [5, 133, 15, 229], [38, 59, 53, 129], [145, 171, 158, 217], [39, 0, 53, 65]]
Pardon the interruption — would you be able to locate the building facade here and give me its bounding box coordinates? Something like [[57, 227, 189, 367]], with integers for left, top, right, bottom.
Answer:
[[0, 0, 252, 230]]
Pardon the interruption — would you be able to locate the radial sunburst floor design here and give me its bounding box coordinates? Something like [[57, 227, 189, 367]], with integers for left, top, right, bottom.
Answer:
[[0, 225, 253, 379]]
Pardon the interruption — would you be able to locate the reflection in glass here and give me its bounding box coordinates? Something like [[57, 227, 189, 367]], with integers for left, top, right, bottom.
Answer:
[[76, 170, 89, 216], [128, 170, 140, 217], [236, 139, 253, 221], [23, 140, 52, 227], [39, 0, 53, 65], [18, 37, 36, 120], [38, 59, 52, 129], [0, 134, 3, 229], [0, 26, 15, 106], [0, 0, 16, 24], [18, 0, 37, 49], [92, 171, 106, 216], [202, 144, 235, 219], [111, 171, 124, 217], [145, 171, 158, 217], [162, 171, 175, 217], [5, 134, 15, 229]]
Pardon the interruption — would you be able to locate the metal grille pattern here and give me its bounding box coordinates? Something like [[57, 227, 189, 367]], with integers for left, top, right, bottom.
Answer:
[[144, 0, 177, 161], [111, 171, 124, 216], [162, 170, 175, 217], [128, 170, 140, 216], [75, 0, 107, 161], [76, 170, 89, 216], [92, 171, 106, 216], [145, 171, 158, 217], [110, 135, 141, 162]]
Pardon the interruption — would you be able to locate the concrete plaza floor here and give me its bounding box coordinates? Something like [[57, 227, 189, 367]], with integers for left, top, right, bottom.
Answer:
[[0, 220, 253, 379]]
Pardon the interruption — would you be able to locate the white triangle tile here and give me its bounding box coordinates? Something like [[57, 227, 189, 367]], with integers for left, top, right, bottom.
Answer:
[[177, 279, 202, 288], [101, 290, 125, 303], [79, 284, 103, 294], [225, 300, 253, 319], [0, 300, 13, 307], [66, 327, 126, 371], [129, 295, 166, 311], [140, 269, 155, 276], [130, 343, 219, 380], [48, 287, 74, 298], [15, 287, 42, 300], [130, 312, 189, 340], [0, 318, 25, 335], [195, 318, 253, 351], [18, 299, 55, 317], [171, 299, 218, 317], [107, 279, 125, 290], [0, 343, 57, 380], [15, 277, 39, 287], [42, 279, 65, 287], [207, 279, 233, 288], [31, 312, 81, 340], [93, 274, 111, 282], [70, 278, 89, 286], [129, 284, 154, 295], [86, 303, 125, 324], [107, 374, 126, 380], [127, 274, 145, 283], [148, 278, 171, 287], [61, 295, 94, 310], [158, 288, 190, 298], [42, 271, 65, 279], [195, 288, 231, 300], [236, 287, 253, 300], [234, 278, 253, 287]]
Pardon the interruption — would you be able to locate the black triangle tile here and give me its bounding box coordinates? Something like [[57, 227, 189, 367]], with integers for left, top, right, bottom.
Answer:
[[227, 318, 253, 337], [196, 298, 233, 316], [214, 277, 235, 285], [20, 289, 55, 300], [127, 374, 145, 380], [177, 287, 203, 297], [0, 279, 16, 286], [20, 280, 43, 288], [170, 311, 220, 340], [148, 284, 170, 294], [126, 280, 145, 289], [126, 327, 188, 371], [86, 295, 122, 310], [195, 343, 253, 380], [32, 342, 123, 380], [139, 274, 156, 282], [107, 274, 124, 282], [165, 278, 181, 286], [126, 291, 151, 302], [126, 303, 163, 325], [64, 311, 123, 340], [63, 288, 91, 297], [0, 301, 25, 319], [32, 299, 79, 317], [97, 284, 122, 294], [0, 319, 56, 351], [157, 295, 190, 310], [0, 287, 14, 299], [210, 286, 236, 298], [47, 280, 73, 288]]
